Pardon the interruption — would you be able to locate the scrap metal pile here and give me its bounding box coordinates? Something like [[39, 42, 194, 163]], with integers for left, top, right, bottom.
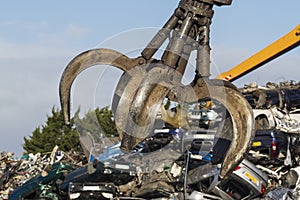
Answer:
[[3, 125, 300, 200], [241, 80, 300, 132], [0, 147, 86, 200]]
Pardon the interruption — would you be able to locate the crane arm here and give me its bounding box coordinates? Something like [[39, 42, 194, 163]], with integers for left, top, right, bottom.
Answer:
[[216, 24, 300, 82]]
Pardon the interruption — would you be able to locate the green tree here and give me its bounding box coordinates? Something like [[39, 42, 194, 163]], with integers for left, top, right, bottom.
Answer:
[[23, 107, 82, 154], [23, 106, 118, 155]]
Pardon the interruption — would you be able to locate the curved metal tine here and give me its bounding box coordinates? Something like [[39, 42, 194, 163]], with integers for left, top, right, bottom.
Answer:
[[113, 66, 148, 141], [117, 65, 182, 152], [59, 48, 140, 124], [185, 80, 254, 178]]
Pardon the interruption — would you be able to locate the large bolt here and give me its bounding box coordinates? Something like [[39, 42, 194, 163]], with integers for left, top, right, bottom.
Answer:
[[296, 29, 300, 36]]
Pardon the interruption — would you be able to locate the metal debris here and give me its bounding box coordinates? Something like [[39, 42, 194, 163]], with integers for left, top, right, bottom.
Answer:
[[3, 129, 300, 199], [0, 146, 85, 200]]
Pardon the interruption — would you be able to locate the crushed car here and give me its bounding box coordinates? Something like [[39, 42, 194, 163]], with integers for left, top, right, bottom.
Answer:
[[247, 129, 289, 166], [212, 159, 268, 200], [247, 128, 300, 168]]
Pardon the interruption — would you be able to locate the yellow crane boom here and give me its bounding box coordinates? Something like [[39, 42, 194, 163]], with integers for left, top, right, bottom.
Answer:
[[216, 24, 300, 82]]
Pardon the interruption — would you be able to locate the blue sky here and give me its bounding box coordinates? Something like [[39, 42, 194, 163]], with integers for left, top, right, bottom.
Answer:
[[1, 1, 299, 157]]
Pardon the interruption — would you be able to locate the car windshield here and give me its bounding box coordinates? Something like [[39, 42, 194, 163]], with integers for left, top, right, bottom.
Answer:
[[243, 93, 257, 109]]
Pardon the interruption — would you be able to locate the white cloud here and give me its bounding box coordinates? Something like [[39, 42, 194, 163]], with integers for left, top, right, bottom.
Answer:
[[1, 20, 48, 31], [65, 24, 91, 39], [0, 19, 93, 60], [0, 40, 72, 59]]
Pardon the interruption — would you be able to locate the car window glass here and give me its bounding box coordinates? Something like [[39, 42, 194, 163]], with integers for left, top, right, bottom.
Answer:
[[284, 89, 300, 110], [218, 177, 256, 199]]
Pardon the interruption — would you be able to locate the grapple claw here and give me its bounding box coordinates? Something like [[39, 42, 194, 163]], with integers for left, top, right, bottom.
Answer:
[[59, 0, 255, 187]]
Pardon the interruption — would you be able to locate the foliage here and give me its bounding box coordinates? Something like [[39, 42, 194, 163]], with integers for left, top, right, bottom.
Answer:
[[23, 107, 82, 154], [23, 106, 118, 154], [164, 98, 171, 110]]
